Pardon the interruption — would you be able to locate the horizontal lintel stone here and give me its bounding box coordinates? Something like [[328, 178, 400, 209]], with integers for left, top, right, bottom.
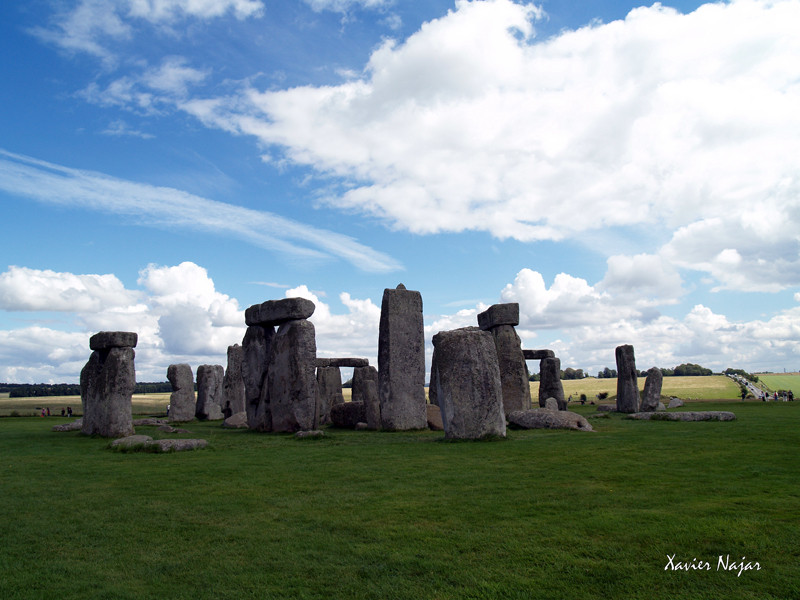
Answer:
[[477, 303, 519, 330], [245, 297, 315, 326], [89, 331, 138, 350], [522, 349, 555, 360], [316, 358, 370, 368]]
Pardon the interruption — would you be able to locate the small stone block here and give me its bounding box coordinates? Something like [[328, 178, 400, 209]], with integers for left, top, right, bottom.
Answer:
[[477, 303, 519, 330]]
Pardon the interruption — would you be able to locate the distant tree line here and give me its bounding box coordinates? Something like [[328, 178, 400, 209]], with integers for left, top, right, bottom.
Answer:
[[2, 382, 172, 398]]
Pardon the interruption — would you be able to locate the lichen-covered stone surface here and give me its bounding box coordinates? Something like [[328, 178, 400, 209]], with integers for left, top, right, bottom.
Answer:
[[167, 363, 195, 423], [432, 327, 506, 440], [378, 284, 426, 430], [507, 409, 594, 431], [196, 364, 224, 421], [267, 319, 318, 432], [615, 344, 639, 413], [81, 343, 136, 438], [640, 367, 663, 412], [627, 411, 736, 421]]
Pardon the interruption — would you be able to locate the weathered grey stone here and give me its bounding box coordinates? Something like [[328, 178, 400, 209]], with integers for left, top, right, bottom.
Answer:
[[426, 403, 443, 431], [522, 349, 555, 360], [507, 409, 594, 432], [222, 411, 248, 429], [110, 435, 153, 448], [242, 324, 274, 432], [432, 327, 506, 440], [149, 438, 208, 452], [657, 402, 667, 411], [330, 401, 366, 429], [354, 422, 370, 430], [157, 424, 190, 434], [222, 344, 246, 419], [477, 303, 519, 330], [362, 379, 381, 430], [81, 344, 135, 438], [89, 331, 138, 351], [52, 418, 83, 432], [267, 319, 318, 432], [132, 418, 168, 426], [428, 348, 439, 407], [315, 358, 369, 368], [640, 367, 663, 412], [295, 430, 324, 439], [668, 397, 684, 409], [245, 297, 315, 327], [378, 284, 427, 431], [167, 363, 195, 423], [544, 397, 560, 412], [596, 405, 616, 412], [627, 411, 736, 421], [196, 364, 224, 421], [316, 366, 343, 426], [615, 344, 639, 414], [491, 324, 532, 415], [351, 366, 378, 404], [538, 357, 565, 410]]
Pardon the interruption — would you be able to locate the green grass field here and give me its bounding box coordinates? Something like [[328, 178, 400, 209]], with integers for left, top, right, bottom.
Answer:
[[530, 375, 741, 402], [1, 401, 798, 599]]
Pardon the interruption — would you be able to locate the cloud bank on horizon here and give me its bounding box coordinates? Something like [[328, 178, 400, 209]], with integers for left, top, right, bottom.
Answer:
[[1, 0, 799, 382]]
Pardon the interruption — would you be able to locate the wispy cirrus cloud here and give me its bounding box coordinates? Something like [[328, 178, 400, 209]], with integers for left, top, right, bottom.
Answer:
[[0, 149, 402, 273]]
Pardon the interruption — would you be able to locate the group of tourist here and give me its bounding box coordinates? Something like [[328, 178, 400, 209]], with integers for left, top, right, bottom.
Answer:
[[39, 406, 73, 417], [760, 391, 794, 402]]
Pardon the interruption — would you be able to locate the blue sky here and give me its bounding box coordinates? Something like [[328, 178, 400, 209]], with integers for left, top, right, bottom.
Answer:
[[1, 0, 799, 383]]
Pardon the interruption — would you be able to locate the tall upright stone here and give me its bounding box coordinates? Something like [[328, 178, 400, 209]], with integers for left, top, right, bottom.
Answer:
[[641, 366, 663, 412], [362, 379, 381, 430], [428, 347, 439, 407], [352, 365, 378, 404], [378, 284, 426, 430], [167, 363, 195, 423], [222, 344, 246, 418], [242, 324, 274, 431], [615, 344, 639, 413], [267, 319, 318, 432], [80, 331, 137, 438], [538, 356, 566, 410], [431, 327, 506, 440], [196, 364, 224, 420], [316, 366, 343, 426]]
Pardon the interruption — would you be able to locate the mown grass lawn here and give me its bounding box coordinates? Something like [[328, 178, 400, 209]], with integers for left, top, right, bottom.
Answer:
[[531, 375, 741, 403], [1, 401, 798, 599], [757, 374, 800, 395]]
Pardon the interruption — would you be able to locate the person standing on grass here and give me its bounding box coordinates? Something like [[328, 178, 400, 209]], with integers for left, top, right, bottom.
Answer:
[[789, 391, 794, 402]]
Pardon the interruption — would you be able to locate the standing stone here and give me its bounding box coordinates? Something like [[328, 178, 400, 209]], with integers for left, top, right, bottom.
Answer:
[[538, 357, 566, 410], [615, 344, 639, 413], [431, 327, 506, 440], [378, 284, 427, 430], [167, 363, 195, 423], [641, 367, 663, 412], [362, 379, 381, 430], [80, 332, 137, 438], [267, 319, 318, 432], [490, 324, 532, 415], [316, 366, 343, 426], [351, 365, 378, 404], [196, 364, 224, 421], [428, 348, 439, 407], [242, 324, 274, 431], [222, 344, 246, 419]]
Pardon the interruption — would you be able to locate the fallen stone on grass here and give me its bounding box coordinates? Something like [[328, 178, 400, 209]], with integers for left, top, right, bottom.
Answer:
[[596, 405, 615, 412], [158, 424, 191, 434], [133, 418, 168, 426], [110, 434, 207, 452], [330, 401, 366, 429], [52, 418, 83, 432], [668, 398, 684, 408], [222, 411, 248, 429], [295, 430, 324, 439], [507, 409, 593, 431], [627, 411, 736, 422]]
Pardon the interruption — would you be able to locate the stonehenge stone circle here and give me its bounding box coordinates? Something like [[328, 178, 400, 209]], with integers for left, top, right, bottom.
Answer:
[[538, 356, 566, 410], [640, 367, 663, 412], [196, 364, 224, 421], [431, 327, 506, 440], [316, 366, 343, 426], [378, 284, 427, 430], [615, 344, 639, 413], [223, 344, 246, 418], [80, 331, 137, 438], [266, 318, 318, 432], [167, 363, 195, 423]]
